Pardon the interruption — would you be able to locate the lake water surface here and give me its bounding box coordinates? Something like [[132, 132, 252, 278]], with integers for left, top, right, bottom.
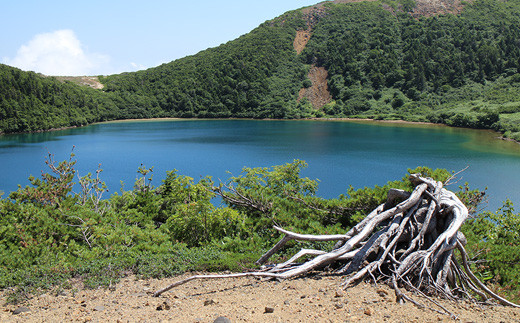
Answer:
[[1, 119, 519, 211]]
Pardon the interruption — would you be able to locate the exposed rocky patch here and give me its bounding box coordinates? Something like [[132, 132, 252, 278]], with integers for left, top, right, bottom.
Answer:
[[411, 0, 468, 17], [293, 29, 312, 55], [298, 65, 332, 109], [54, 76, 104, 90]]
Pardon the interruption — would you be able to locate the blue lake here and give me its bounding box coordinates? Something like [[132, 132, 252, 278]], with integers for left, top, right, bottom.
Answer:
[[1, 119, 520, 211]]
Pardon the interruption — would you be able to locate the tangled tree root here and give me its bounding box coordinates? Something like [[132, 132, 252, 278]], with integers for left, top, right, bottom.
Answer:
[[154, 174, 519, 314]]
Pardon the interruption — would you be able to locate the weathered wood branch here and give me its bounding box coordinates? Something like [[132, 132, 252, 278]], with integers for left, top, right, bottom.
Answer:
[[154, 174, 519, 311]]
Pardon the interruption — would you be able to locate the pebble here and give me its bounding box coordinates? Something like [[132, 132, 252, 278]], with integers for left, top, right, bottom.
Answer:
[[364, 307, 373, 316], [12, 306, 31, 315], [335, 290, 345, 298], [132, 292, 147, 297], [93, 305, 105, 312], [264, 307, 275, 313], [204, 299, 216, 306], [214, 317, 232, 323], [377, 288, 389, 296], [156, 301, 170, 311]]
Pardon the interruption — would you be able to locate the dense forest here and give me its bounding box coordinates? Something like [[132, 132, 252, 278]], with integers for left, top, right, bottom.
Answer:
[[1, 0, 520, 140], [303, 0, 520, 139], [0, 65, 125, 133]]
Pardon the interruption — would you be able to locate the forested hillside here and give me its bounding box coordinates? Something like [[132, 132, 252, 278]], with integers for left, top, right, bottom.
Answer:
[[0, 65, 125, 134], [99, 13, 311, 119], [301, 0, 520, 139], [2, 0, 520, 140]]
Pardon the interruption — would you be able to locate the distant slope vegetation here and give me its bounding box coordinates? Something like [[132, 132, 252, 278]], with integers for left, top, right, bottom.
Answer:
[[302, 0, 520, 138], [2, 0, 520, 139], [0, 65, 127, 133], [99, 14, 311, 119]]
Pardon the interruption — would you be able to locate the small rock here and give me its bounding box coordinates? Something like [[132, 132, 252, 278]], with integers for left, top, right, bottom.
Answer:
[[12, 307, 30, 315], [213, 317, 232, 323], [284, 300, 290, 305], [363, 299, 379, 304], [156, 301, 171, 311], [93, 305, 105, 312], [364, 307, 373, 316], [132, 292, 147, 297], [264, 307, 275, 313], [204, 299, 216, 306], [334, 303, 344, 309], [377, 288, 388, 296], [334, 290, 345, 298]]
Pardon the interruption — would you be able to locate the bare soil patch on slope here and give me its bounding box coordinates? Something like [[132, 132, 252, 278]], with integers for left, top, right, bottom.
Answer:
[[54, 76, 104, 90], [2, 273, 519, 322], [298, 65, 332, 109], [293, 29, 312, 55]]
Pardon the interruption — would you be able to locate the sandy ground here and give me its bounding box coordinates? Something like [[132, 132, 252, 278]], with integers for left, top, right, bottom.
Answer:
[[1, 273, 519, 322]]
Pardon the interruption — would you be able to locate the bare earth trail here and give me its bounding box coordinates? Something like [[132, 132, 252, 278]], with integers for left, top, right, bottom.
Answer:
[[2, 274, 519, 322]]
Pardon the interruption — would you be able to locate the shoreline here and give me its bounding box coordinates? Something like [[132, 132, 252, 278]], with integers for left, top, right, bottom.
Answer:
[[314, 117, 445, 127], [2, 116, 518, 145], [96, 117, 182, 124]]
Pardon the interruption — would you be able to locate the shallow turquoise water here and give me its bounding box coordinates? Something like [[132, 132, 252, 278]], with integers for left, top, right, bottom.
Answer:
[[1, 119, 519, 211]]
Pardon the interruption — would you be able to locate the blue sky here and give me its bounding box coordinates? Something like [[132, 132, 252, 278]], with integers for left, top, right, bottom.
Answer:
[[1, 0, 322, 76]]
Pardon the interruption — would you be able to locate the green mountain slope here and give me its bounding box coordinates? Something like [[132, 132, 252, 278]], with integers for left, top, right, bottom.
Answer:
[[2, 0, 520, 138], [99, 12, 310, 119], [0, 65, 123, 133], [302, 0, 520, 137]]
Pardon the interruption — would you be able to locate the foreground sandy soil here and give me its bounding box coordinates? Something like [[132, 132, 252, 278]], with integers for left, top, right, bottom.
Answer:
[[1, 273, 519, 322]]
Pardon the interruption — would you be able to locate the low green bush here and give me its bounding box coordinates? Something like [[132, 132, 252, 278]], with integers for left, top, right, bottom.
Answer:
[[0, 153, 517, 304]]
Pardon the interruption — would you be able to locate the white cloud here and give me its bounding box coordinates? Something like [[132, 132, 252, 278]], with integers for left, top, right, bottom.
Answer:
[[3, 30, 110, 76], [130, 62, 147, 71]]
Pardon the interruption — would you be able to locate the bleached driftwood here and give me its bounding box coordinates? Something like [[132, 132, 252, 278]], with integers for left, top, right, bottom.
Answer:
[[154, 174, 519, 313]]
